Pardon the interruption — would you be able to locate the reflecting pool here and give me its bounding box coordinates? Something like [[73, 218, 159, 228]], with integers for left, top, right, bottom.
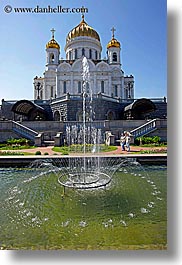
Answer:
[[0, 159, 167, 250]]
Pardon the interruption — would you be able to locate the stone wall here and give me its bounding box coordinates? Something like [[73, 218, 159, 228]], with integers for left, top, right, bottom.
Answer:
[[0, 119, 167, 143], [1, 97, 167, 122], [0, 121, 20, 142]]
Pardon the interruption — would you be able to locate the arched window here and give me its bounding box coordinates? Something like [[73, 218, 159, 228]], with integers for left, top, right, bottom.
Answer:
[[114, 85, 118, 97], [125, 89, 128, 99], [82, 48, 85, 56], [51, 86, 54, 98], [86, 82, 89, 93], [113, 52, 117, 62], [63, 81, 67, 94], [69, 51, 72, 60], [78, 81, 81, 93], [54, 111, 60, 121], [107, 111, 115, 120], [75, 49, 78, 59], [50, 53, 54, 63], [95, 50, 98, 60], [89, 49, 92, 59], [101, 81, 104, 93]]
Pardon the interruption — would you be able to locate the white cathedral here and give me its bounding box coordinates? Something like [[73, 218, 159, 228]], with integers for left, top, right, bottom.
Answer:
[[34, 15, 134, 102], [0, 14, 167, 143]]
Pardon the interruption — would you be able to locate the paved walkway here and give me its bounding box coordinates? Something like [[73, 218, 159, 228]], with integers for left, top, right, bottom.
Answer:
[[1, 145, 167, 156]]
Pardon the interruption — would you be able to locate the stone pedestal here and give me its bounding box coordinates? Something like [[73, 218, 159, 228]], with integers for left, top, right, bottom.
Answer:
[[54, 132, 63, 146], [35, 133, 44, 147]]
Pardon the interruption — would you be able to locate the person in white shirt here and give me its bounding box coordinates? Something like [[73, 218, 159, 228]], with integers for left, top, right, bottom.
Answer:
[[120, 133, 126, 151], [125, 131, 131, 152]]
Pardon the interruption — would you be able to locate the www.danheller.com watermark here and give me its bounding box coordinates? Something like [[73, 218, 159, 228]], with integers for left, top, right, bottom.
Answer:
[[4, 5, 88, 14]]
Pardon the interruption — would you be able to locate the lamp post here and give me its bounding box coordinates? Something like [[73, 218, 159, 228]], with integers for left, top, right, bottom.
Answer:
[[127, 81, 133, 99], [34, 82, 43, 100]]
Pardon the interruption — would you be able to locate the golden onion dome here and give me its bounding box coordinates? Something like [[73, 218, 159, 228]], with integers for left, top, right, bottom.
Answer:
[[46, 28, 60, 49], [107, 38, 120, 49], [66, 15, 100, 42], [46, 39, 60, 49]]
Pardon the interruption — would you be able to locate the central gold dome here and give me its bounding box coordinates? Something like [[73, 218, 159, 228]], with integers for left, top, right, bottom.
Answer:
[[66, 15, 100, 42]]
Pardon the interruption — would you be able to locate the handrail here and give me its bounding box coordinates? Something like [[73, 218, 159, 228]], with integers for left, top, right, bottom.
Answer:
[[12, 121, 38, 140], [130, 118, 158, 138]]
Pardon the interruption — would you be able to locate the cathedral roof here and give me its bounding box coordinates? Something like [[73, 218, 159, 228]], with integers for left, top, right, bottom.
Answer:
[[66, 15, 100, 42]]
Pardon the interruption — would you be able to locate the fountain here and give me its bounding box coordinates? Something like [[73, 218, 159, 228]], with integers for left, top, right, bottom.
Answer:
[[0, 161, 167, 249], [0, 60, 167, 250], [0, 58, 167, 251], [58, 57, 121, 191]]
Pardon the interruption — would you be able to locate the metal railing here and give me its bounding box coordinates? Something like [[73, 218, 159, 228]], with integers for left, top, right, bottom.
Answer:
[[130, 119, 158, 138]]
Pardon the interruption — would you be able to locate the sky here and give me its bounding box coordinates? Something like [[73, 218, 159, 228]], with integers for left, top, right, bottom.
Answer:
[[0, 0, 167, 100]]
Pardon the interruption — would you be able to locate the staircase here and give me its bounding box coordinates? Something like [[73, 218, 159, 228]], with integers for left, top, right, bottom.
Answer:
[[130, 118, 158, 138], [12, 121, 38, 141]]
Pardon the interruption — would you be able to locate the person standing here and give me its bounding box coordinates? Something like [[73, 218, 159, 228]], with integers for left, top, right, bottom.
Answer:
[[120, 133, 126, 151], [125, 131, 131, 152]]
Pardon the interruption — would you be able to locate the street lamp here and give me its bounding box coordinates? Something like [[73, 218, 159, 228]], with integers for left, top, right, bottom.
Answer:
[[34, 82, 43, 100], [127, 81, 133, 99]]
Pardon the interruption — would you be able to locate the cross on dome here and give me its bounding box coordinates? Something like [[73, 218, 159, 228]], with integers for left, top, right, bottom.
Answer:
[[107, 27, 120, 49], [81, 6, 86, 20], [46, 28, 60, 49], [51, 28, 55, 39], [111, 27, 116, 39]]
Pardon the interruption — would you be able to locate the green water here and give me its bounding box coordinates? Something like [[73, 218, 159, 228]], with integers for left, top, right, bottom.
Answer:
[[0, 160, 167, 250]]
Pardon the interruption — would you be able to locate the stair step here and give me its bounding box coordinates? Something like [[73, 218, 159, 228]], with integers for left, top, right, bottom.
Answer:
[[43, 140, 54, 146]]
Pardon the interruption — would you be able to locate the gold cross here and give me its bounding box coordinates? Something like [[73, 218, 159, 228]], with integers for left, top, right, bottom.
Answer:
[[111, 27, 116, 38], [51, 28, 55, 39], [81, 6, 85, 20]]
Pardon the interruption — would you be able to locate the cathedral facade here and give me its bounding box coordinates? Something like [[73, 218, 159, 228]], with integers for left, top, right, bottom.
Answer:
[[33, 15, 135, 121], [34, 15, 134, 102]]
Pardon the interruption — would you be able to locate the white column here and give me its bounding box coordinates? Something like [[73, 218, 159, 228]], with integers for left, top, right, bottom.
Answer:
[[55, 72, 58, 98], [93, 72, 97, 94], [70, 72, 73, 94], [121, 77, 125, 99], [108, 73, 112, 96]]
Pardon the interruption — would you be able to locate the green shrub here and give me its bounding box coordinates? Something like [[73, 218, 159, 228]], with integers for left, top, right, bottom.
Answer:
[[35, 151, 41, 155], [135, 136, 161, 146], [0, 143, 7, 148], [61, 151, 69, 155], [0, 151, 25, 156], [7, 138, 30, 146], [140, 148, 167, 154]]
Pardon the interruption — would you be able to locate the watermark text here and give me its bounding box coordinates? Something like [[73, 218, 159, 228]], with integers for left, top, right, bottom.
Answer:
[[4, 5, 88, 14]]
